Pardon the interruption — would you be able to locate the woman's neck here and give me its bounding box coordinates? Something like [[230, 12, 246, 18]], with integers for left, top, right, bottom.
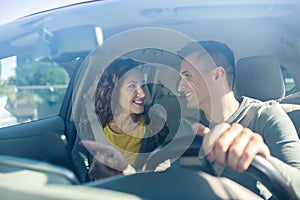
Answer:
[[109, 112, 139, 134]]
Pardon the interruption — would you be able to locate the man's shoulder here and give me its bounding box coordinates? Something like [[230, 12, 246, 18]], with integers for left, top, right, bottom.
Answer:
[[243, 99, 293, 131], [239, 96, 287, 127], [242, 96, 281, 113]]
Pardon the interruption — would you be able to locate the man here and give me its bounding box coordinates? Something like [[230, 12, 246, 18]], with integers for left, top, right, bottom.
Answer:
[[177, 40, 300, 197]]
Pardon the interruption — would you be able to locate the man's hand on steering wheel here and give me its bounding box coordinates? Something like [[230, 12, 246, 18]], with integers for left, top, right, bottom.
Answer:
[[192, 122, 270, 172]]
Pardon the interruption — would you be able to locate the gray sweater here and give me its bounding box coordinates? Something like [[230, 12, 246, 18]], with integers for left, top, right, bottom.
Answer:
[[199, 96, 300, 197]]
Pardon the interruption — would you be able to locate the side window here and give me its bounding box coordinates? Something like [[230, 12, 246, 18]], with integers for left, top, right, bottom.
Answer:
[[0, 53, 69, 127], [281, 66, 296, 95]]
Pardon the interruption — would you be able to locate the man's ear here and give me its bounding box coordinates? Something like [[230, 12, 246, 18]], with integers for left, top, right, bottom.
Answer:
[[214, 66, 226, 80]]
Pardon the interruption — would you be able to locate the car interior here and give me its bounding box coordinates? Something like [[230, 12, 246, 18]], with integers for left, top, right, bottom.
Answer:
[[235, 55, 300, 136], [0, 1, 299, 199]]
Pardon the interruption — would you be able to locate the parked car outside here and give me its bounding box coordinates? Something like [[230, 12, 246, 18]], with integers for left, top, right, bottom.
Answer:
[[0, 95, 17, 127]]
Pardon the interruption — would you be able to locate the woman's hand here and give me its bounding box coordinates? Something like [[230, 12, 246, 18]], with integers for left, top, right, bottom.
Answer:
[[80, 140, 135, 179], [193, 122, 270, 172]]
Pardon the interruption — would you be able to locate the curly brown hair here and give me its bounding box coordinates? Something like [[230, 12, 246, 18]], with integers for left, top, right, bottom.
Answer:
[[95, 58, 149, 128]]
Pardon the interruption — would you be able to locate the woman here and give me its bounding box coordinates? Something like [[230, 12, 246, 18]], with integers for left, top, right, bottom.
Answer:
[[79, 58, 169, 180]]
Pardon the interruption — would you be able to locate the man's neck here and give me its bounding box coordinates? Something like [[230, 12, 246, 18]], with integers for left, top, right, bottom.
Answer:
[[205, 91, 240, 123]]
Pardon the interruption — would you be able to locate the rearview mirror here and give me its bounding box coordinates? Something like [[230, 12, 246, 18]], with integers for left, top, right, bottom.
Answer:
[[49, 25, 103, 62]]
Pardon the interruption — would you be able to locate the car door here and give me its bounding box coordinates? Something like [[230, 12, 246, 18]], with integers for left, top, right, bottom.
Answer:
[[0, 22, 84, 173], [0, 55, 75, 170]]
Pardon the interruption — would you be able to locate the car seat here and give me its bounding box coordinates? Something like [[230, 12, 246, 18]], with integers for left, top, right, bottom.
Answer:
[[234, 55, 300, 137], [281, 91, 300, 105], [234, 56, 285, 101]]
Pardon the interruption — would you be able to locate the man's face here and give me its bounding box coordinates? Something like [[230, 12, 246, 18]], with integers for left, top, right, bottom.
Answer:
[[177, 52, 212, 109]]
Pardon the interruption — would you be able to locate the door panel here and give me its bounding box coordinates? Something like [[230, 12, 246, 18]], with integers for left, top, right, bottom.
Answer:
[[0, 116, 74, 170]]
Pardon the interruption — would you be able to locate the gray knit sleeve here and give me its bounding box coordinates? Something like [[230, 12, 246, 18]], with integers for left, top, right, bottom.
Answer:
[[251, 102, 300, 169]]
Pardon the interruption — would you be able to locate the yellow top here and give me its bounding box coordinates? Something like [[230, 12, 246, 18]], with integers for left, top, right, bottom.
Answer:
[[103, 122, 146, 166]]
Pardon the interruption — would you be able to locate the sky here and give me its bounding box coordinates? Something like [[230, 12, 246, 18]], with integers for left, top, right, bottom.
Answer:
[[0, 0, 89, 25]]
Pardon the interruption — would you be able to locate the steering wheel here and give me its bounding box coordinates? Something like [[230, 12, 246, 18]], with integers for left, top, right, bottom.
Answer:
[[144, 135, 298, 200]]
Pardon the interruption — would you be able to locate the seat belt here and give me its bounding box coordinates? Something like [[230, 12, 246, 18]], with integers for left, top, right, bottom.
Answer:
[[239, 103, 263, 128], [211, 102, 265, 176]]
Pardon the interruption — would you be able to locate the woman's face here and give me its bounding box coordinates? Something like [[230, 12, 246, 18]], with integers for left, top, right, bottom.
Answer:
[[115, 69, 147, 115]]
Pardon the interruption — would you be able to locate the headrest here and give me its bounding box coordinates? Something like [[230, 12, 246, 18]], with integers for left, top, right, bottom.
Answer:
[[234, 56, 285, 101]]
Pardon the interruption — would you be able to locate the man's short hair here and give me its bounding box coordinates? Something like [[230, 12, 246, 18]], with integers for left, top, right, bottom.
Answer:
[[178, 40, 235, 88]]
